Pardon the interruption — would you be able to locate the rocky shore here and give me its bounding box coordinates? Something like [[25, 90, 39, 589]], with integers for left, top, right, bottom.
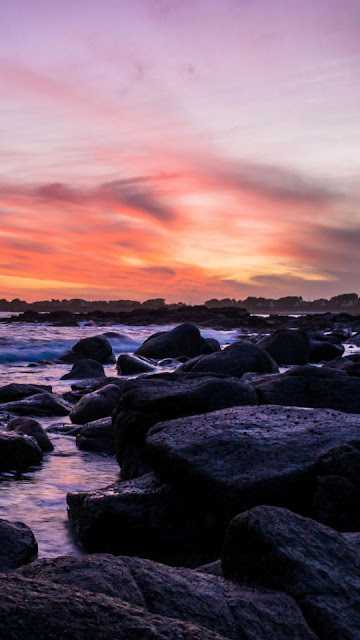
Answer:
[[1, 317, 360, 638]]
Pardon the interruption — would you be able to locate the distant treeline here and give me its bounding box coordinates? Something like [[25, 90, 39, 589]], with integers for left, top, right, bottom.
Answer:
[[0, 293, 359, 313]]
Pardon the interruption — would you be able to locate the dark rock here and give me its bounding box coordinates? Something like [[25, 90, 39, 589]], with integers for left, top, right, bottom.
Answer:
[[135, 323, 214, 359], [6, 417, 53, 452], [0, 519, 38, 571], [309, 339, 344, 363], [47, 423, 82, 436], [222, 505, 360, 640], [204, 337, 221, 352], [59, 335, 115, 364], [146, 405, 360, 519], [0, 574, 228, 640], [70, 384, 122, 424], [195, 560, 223, 576], [76, 417, 115, 454], [113, 372, 258, 478], [260, 329, 310, 365], [325, 354, 360, 377], [178, 341, 278, 378], [3, 392, 70, 417], [255, 365, 360, 413], [0, 432, 43, 471], [116, 353, 157, 375], [67, 472, 222, 566], [61, 358, 106, 380], [14, 554, 316, 640], [0, 382, 52, 403]]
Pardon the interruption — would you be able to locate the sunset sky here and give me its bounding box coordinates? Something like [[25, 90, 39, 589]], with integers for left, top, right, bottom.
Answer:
[[1, 0, 360, 302]]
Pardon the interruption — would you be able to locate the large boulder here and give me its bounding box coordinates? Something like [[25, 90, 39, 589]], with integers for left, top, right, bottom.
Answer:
[[260, 330, 310, 365], [59, 336, 115, 364], [61, 359, 106, 380], [325, 353, 360, 376], [0, 432, 43, 471], [6, 417, 53, 452], [146, 405, 360, 520], [178, 341, 278, 378], [0, 519, 38, 572], [2, 392, 70, 417], [76, 417, 115, 454], [135, 323, 217, 359], [255, 365, 360, 413], [70, 384, 121, 424], [309, 339, 344, 363], [222, 505, 360, 639], [14, 554, 316, 640], [0, 383, 52, 403], [112, 372, 258, 478], [67, 472, 224, 566], [116, 353, 157, 375]]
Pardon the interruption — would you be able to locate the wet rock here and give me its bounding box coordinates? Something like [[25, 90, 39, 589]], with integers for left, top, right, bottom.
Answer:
[[61, 358, 106, 380], [178, 341, 278, 378], [0, 382, 52, 403], [6, 417, 53, 452], [59, 335, 115, 364], [146, 405, 360, 519], [70, 384, 121, 425], [15, 554, 316, 640], [195, 560, 223, 576], [0, 574, 228, 640], [222, 505, 360, 640], [255, 365, 360, 413], [47, 423, 82, 436], [0, 432, 43, 471], [135, 323, 215, 359], [113, 372, 258, 478], [76, 417, 115, 454], [260, 329, 310, 365], [3, 391, 70, 417], [308, 339, 344, 363], [116, 353, 157, 375], [0, 519, 38, 572], [325, 353, 360, 376], [67, 472, 222, 566]]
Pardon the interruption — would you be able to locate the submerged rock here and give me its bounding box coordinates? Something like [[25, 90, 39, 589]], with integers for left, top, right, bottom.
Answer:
[[0, 432, 43, 471], [112, 372, 258, 478], [0, 519, 38, 572], [6, 417, 53, 452], [70, 384, 121, 424]]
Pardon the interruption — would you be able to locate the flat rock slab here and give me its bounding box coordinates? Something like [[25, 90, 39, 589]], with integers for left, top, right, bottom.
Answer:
[[146, 405, 360, 518]]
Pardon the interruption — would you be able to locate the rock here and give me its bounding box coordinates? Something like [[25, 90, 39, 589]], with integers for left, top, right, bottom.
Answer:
[[6, 417, 53, 452], [325, 354, 360, 377], [135, 323, 215, 359], [0, 432, 43, 471], [112, 372, 258, 478], [70, 384, 121, 425], [309, 339, 344, 363], [61, 359, 106, 380], [67, 473, 222, 566], [312, 443, 360, 531], [14, 554, 316, 640], [47, 423, 82, 436], [195, 560, 223, 576], [59, 335, 115, 364], [76, 417, 115, 454], [0, 382, 52, 403], [146, 405, 360, 520], [2, 392, 70, 417], [0, 519, 38, 572], [116, 353, 157, 375], [178, 341, 278, 378], [260, 329, 310, 365], [255, 365, 360, 413], [0, 574, 228, 640], [222, 505, 360, 640]]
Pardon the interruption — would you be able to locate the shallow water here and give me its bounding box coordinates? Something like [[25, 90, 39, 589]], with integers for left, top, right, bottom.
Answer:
[[0, 316, 239, 557]]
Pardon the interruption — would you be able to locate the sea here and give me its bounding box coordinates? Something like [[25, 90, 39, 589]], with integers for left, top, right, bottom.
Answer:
[[0, 313, 241, 558]]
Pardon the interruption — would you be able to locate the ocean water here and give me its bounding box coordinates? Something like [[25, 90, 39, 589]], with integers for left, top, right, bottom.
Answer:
[[0, 315, 239, 557]]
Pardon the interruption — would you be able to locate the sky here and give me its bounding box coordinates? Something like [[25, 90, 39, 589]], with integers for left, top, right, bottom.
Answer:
[[0, 0, 360, 303]]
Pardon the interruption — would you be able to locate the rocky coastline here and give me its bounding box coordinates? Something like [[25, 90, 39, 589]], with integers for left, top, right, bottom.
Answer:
[[1, 315, 360, 638]]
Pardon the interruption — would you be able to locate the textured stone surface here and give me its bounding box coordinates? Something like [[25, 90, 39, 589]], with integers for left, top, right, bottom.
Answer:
[[0, 519, 38, 572]]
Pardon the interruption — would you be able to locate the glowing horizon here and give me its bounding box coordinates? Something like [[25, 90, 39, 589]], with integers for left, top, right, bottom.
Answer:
[[1, 0, 360, 303]]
